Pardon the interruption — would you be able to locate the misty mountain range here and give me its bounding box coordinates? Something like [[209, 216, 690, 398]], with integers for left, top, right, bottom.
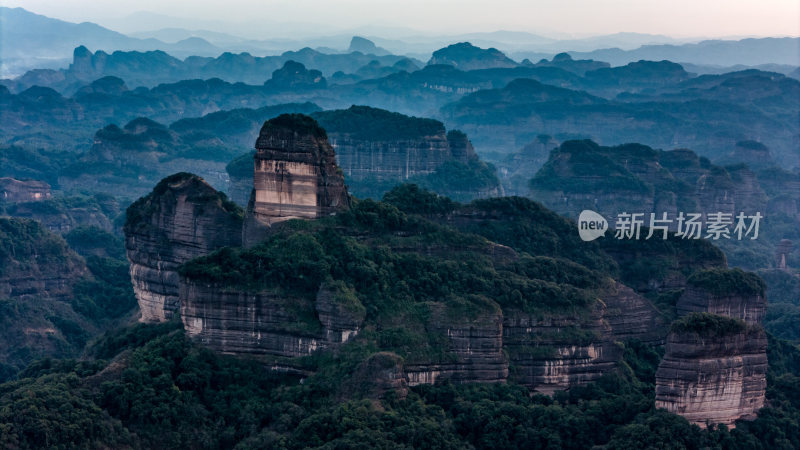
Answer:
[[2, 6, 798, 78]]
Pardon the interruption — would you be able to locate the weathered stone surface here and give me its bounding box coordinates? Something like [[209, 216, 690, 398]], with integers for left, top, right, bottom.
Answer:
[[603, 281, 666, 343], [124, 173, 243, 322], [244, 114, 348, 243], [405, 300, 508, 386], [503, 303, 620, 394], [0, 178, 50, 203], [7, 200, 116, 234], [315, 281, 365, 344], [655, 326, 767, 428], [180, 281, 326, 357], [339, 352, 408, 400], [677, 278, 766, 325], [179, 280, 366, 358]]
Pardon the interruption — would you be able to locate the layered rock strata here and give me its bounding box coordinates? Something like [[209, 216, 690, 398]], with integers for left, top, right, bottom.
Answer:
[[124, 173, 243, 322], [244, 114, 348, 244], [404, 301, 508, 386], [656, 268, 768, 427], [655, 321, 767, 428], [180, 280, 364, 356]]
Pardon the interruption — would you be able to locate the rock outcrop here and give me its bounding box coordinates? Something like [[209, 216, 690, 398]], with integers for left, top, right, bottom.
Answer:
[[404, 300, 508, 386], [0, 178, 51, 203], [5, 195, 119, 234], [677, 269, 767, 325], [180, 282, 328, 356], [124, 173, 243, 322], [655, 315, 767, 428], [180, 278, 364, 357], [656, 268, 768, 427], [503, 304, 620, 394], [244, 114, 349, 244], [312, 106, 502, 200], [504, 282, 664, 394]]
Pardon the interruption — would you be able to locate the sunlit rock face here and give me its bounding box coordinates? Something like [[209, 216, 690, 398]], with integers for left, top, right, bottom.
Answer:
[[124, 173, 243, 322], [655, 326, 767, 428], [243, 114, 348, 245]]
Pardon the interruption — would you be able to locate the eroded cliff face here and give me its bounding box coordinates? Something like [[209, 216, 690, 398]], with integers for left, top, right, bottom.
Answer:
[[404, 301, 508, 386], [656, 269, 768, 427], [244, 114, 348, 244], [330, 133, 452, 182], [504, 281, 665, 393], [655, 325, 767, 428], [677, 286, 766, 325], [180, 279, 364, 357], [124, 173, 243, 322], [529, 141, 771, 231]]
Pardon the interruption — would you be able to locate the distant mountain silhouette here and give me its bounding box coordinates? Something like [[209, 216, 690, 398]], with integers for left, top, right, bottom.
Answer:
[[428, 42, 518, 70], [0, 7, 222, 77]]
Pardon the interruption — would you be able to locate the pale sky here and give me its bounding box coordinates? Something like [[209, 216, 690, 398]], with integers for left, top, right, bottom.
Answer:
[[4, 0, 799, 39]]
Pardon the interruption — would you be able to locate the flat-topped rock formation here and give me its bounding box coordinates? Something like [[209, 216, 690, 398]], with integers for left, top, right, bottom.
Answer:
[[678, 268, 767, 325], [313, 106, 502, 201], [656, 268, 768, 427], [0, 177, 51, 203], [655, 314, 767, 428], [243, 114, 348, 244], [124, 173, 243, 322]]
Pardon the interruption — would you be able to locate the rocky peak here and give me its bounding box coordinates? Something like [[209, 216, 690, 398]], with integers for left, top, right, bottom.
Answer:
[[245, 114, 349, 240], [428, 42, 518, 70], [348, 36, 390, 56], [655, 313, 767, 428], [124, 173, 243, 322], [678, 268, 766, 325], [264, 61, 327, 90]]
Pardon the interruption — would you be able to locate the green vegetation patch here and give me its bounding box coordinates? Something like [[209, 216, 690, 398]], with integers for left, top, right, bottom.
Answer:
[[313, 105, 445, 141], [687, 268, 766, 297], [670, 312, 747, 337]]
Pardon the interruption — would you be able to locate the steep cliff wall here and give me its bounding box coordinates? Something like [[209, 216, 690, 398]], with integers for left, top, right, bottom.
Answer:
[[313, 106, 501, 201], [530, 141, 773, 228], [678, 269, 767, 324], [4, 195, 120, 234], [180, 282, 327, 357], [179, 277, 364, 357], [656, 268, 768, 427], [504, 281, 664, 393], [244, 114, 348, 244], [404, 300, 508, 386], [124, 173, 243, 322], [655, 314, 767, 428]]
